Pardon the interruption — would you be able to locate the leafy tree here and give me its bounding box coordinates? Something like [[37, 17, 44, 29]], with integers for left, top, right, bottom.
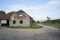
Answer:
[[37, 21, 40, 23], [7, 11, 15, 14], [47, 16, 51, 23], [47, 16, 51, 21], [0, 10, 6, 14]]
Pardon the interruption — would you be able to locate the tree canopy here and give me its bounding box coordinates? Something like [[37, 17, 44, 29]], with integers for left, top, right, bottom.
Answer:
[[47, 16, 51, 21], [7, 11, 15, 14], [0, 10, 6, 14]]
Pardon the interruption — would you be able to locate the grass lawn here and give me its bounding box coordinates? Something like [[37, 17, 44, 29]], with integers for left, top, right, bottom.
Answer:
[[7, 24, 43, 29], [42, 23, 60, 29]]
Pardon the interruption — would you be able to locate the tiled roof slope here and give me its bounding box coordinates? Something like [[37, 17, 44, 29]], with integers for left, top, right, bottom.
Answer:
[[0, 14, 12, 20]]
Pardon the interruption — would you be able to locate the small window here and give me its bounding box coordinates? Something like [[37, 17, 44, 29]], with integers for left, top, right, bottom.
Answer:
[[13, 20, 16, 24], [20, 20, 23, 24]]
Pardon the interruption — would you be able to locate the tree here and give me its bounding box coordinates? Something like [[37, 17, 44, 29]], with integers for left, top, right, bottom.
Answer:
[[47, 16, 51, 21], [47, 16, 51, 23], [7, 11, 14, 14], [0, 10, 6, 14], [37, 21, 40, 23]]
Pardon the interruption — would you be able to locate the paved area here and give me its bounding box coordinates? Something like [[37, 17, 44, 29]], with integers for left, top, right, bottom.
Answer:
[[0, 24, 60, 40]]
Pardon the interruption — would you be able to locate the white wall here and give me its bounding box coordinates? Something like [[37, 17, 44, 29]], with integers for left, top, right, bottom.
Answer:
[[9, 13, 31, 27], [1, 20, 7, 24]]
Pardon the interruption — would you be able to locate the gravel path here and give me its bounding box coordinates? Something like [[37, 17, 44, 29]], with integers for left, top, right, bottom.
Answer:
[[0, 24, 60, 40]]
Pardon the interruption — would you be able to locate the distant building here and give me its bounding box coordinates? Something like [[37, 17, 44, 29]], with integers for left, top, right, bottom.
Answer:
[[0, 10, 34, 27]]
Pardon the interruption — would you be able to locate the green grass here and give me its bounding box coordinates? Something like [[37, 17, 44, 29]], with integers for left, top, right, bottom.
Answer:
[[7, 24, 43, 29], [42, 23, 60, 29]]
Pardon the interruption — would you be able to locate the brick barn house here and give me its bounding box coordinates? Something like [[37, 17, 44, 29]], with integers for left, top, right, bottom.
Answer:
[[0, 10, 34, 27]]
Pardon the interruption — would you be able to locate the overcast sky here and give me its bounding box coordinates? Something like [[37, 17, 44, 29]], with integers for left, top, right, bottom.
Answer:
[[0, 0, 60, 21]]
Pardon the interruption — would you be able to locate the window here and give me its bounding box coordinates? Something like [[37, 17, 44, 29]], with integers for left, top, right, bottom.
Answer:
[[13, 20, 16, 24], [20, 20, 23, 24]]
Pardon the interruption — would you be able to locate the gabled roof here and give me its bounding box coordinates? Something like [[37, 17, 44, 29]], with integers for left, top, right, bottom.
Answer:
[[0, 10, 34, 21], [16, 10, 34, 21], [0, 14, 12, 20], [17, 10, 25, 13], [16, 10, 26, 16]]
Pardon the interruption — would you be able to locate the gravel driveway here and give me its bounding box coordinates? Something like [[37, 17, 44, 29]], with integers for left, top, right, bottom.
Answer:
[[0, 24, 60, 40]]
